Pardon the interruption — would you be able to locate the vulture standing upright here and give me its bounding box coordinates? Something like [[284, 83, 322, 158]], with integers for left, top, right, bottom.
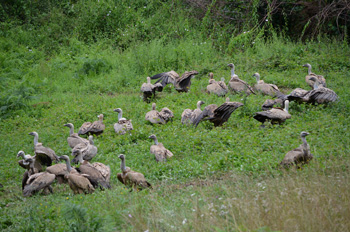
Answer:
[[206, 73, 228, 97], [193, 98, 244, 127], [181, 100, 205, 125], [72, 150, 111, 190], [280, 131, 313, 168], [117, 154, 152, 191], [145, 103, 174, 124], [113, 108, 134, 135], [64, 123, 89, 148], [78, 114, 105, 136], [59, 155, 94, 194], [150, 70, 198, 92], [148, 134, 174, 162], [141, 76, 163, 102], [28, 132, 59, 166], [252, 73, 280, 97], [303, 63, 326, 88], [227, 63, 255, 95], [71, 135, 97, 163]]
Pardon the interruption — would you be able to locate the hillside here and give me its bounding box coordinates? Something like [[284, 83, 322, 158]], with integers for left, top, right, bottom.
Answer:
[[1, 1, 350, 231]]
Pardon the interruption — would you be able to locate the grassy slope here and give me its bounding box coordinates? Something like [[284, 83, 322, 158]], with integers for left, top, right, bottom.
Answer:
[[0, 35, 350, 231]]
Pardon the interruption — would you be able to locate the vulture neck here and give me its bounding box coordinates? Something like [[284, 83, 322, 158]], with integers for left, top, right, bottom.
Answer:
[[118, 111, 123, 121], [152, 103, 156, 110], [152, 137, 159, 145], [255, 74, 260, 83], [120, 158, 127, 173], [89, 137, 94, 145], [196, 102, 202, 110], [283, 101, 289, 113], [147, 77, 151, 84], [230, 66, 235, 78], [301, 136, 308, 147], [98, 115, 103, 122], [307, 65, 312, 75], [32, 133, 39, 146], [69, 125, 74, 136], [64, 158, 72, 173], [313, 81, 319, 90]]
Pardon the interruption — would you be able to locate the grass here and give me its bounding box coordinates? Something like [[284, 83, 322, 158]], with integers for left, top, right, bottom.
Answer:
[[0, 32, 350, 231]]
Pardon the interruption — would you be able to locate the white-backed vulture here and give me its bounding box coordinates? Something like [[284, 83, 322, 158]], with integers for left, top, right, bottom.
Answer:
[[193, 98, 244, 127], [59, 155, 95, 194], [287, 77, 338, 104], [148, 134, 174, 162], [227, 63, 255, 95], [253, 100, 291, 126], [303, 63, 326, 88], [64, 123, 89, 148], [280, 131, 313, 168], [252, 73, 280, 97], [72, 150, 111, 190], [206, 73, 228, 97], [145, 103, 174, 124], [117, 154, 152, 191], [28, 132, 59, 166], [181, 100, 205, 125], [150, 70, 199, 92], [71, 135, 97, 163], [113, 108, 133, 135], [22, 158, 55, 197], [141, 76, 163, 102], [78, 114, 105, 136]]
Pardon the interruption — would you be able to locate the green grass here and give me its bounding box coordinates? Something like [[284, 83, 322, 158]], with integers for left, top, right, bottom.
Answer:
[[0, 33, 350, 231]]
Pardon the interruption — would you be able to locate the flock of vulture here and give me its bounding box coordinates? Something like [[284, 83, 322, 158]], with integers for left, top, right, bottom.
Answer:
[[15, 63, 338, 197]]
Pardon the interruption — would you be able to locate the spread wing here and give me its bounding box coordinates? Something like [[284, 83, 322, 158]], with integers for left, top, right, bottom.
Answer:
[[150, 71, 178, 87]]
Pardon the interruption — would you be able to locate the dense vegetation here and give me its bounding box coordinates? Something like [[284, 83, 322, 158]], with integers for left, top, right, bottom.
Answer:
[[1, 1, 350, 231]]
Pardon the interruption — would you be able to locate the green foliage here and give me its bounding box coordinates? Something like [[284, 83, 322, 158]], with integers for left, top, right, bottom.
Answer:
[[0, 1, 349, 231]]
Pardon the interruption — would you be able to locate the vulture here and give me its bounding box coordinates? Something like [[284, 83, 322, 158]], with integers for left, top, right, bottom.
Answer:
[[17, 152, 42, 190], [113, 108, 133, 135], [72, 149, 111, 190], [117, 154, 152, 191], [46, 162, 68, 184], [22, 157, 55, 197], [303, 63, 326, 88], [64, 123, 89, 148], [59, 155, 95, 194], [261, 98, 285, 111], [253, 73, 280, 97], [148, 134, 174, 162], [280, 131, 313, 168], [78, 114, 105, 136], [29, 132, 59, 166], [17, 150, 42, 172], [287, 77, 338, 104], [227, 63, 255, 95], [71, 135, 97, 163], [253, 100, 291, 127], [181, 100, 205, 125], [141, 76, 163, 102], [206, 73, 228, 97], [145, 103, 174, 124], [193, 98, 244, 127], [150, 70, 199, 92]]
